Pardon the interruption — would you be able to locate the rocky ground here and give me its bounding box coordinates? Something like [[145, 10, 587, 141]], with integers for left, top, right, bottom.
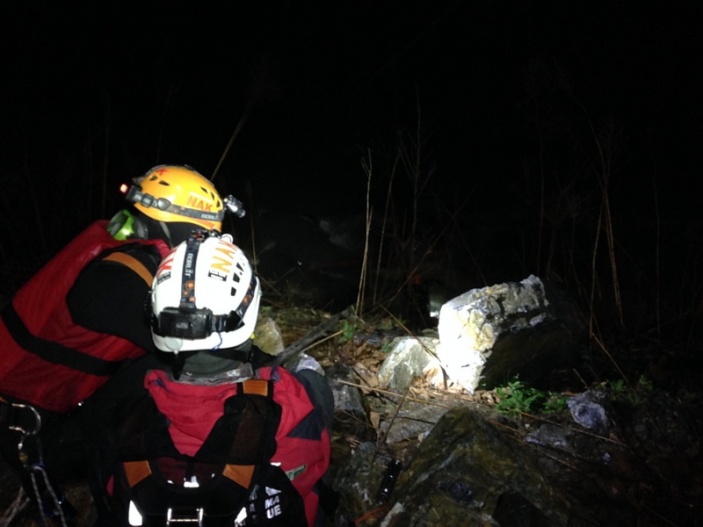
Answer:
[[2, 306, 702, 526]]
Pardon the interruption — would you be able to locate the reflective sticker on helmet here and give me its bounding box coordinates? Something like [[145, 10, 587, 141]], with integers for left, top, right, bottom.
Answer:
[[156, 251, 176, 280], [209, 244, 237, 275], [203, 241, 241, 283], [186, 195, 213, 212]]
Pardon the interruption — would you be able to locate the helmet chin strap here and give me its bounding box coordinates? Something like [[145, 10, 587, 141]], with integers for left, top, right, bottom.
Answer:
[[132, 215, 150, 240], [159, 220, 204, 246], [158, 221, 174, 245], [126, 209, 169, 243]]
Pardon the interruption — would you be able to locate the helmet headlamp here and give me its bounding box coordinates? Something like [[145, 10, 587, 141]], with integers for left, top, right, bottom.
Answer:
[[224, 195, 246, 218], [124, 184, 172, 212], [152, 306, 245, 339]]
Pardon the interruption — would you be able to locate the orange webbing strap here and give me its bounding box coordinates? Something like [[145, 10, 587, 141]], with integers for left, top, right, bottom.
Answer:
[[123, 460, 153, 487], [123, 460, 255, 490], [241, 379, 270, 397], [222, 464, 255, 488], [103, 252, 154, 286]]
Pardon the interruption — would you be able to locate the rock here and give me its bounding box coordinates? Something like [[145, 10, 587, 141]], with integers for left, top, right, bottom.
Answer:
[[253, 315, 285, 355], [383, 405, 572, 526], [436, 275, 588, 393], [331, 442, 391, 523], [329, 365, 368, 416], [328, 364, 378, 437], [567, 390, 609, 436], [330, 379, 703, 526], [377, 400, 449, 445], [376, 336, 442, 392]]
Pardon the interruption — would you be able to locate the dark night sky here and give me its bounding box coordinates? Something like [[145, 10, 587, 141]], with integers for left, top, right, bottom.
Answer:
[[1, 1, 702, 293]]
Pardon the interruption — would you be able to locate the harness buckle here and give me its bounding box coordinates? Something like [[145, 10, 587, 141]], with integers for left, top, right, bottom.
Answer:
[[166, 507, 204, 526]]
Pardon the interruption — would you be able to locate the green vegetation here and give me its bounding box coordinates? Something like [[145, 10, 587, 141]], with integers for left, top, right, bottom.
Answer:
[[596, 375, 653, 405], [494, 376, 567, 417], [339, 319, 358, 343], [494, 374, 655, 418]]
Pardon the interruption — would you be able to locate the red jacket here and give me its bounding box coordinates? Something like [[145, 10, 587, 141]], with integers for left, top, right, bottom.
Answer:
[[143, 366, 331, 526], [0, 221, 169, 412]]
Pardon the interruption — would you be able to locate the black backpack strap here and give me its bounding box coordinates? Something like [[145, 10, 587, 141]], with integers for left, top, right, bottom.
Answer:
[[198, 379, 279, 463], [244, 464, 307, 527]]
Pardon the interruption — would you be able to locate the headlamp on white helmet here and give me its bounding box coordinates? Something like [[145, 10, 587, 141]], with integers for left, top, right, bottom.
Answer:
[[150, 232, 260, 353]]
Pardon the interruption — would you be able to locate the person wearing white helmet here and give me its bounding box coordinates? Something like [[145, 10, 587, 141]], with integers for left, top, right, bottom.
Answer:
[[0, 165, 245, 525], [109, 232, 333, 527]]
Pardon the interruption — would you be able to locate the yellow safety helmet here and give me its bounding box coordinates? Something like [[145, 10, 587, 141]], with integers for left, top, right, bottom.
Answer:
[[122, 165, 226, 232]]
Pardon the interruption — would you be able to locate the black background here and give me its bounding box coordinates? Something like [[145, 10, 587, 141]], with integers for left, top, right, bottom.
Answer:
[[2, 1, 702, 323]]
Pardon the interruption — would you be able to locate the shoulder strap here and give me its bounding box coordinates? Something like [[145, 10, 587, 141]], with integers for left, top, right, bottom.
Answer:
[[115, 379, 307, 525], [102, 252, 154, 286], [198, 379, 280, 463]]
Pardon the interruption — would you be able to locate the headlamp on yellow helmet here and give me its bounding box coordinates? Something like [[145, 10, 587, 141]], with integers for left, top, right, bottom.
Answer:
[[121, 165, 245, 232]]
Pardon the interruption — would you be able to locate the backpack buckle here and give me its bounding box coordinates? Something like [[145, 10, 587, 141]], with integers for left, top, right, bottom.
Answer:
[[166, 508, 204, 526]]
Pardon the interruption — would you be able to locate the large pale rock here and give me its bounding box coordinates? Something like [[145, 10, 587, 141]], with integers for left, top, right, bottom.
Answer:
[[436, 275, 587, 393]]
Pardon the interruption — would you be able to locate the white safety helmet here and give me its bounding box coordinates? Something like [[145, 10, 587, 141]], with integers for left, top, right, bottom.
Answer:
[[150, 232, 261, 353]]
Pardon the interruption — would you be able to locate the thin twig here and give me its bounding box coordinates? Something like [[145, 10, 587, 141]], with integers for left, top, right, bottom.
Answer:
[[337, 380, 453, 409], [357, 150, 373, 316]]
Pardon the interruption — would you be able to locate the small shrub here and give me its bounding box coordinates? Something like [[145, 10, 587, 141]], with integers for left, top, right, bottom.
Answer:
[[495, 377, 545, 416], [339, 319, 357, 343], [495, 376, 567, 416], [542, 393, 568, 415], [598, 375, 653, 405]]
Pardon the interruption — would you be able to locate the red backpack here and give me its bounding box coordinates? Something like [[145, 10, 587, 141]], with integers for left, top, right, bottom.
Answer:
[[112, 378, 308, 526]]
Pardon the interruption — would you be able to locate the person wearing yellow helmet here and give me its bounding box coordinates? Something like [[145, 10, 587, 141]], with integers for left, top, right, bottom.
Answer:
[[0, 164, 244, 525]]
